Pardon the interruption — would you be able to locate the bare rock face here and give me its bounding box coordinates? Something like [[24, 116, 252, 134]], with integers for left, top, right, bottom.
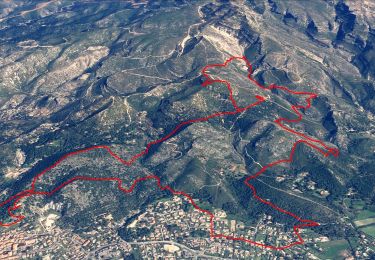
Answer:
[[35, 46, 110, 93], [15, 149, 26, 167], [0, 47, 61, 91]]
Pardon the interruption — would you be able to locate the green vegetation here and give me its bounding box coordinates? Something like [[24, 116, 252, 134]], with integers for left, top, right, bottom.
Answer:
[[360, 225, 375, 237], [318, 240, 350, 260], [355, 209, 375, 221]]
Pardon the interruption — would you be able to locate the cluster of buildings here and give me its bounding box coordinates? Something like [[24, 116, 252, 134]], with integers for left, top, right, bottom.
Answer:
[[0, 220, 132, 259], [1, 195, 373, 259], [124, 196, 298, 258], [0, 229, 37, 259]]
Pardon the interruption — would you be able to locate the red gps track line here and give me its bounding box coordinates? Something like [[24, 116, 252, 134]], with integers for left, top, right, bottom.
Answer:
[[0, 56, 338, 250]]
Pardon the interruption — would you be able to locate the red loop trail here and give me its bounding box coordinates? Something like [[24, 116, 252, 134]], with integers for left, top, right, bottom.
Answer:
[[0, 56, 339, 250]]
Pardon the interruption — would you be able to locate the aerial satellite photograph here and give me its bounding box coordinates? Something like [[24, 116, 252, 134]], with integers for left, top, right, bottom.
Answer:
[[0, 0, 374, 259]]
